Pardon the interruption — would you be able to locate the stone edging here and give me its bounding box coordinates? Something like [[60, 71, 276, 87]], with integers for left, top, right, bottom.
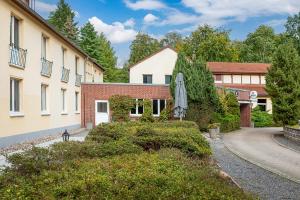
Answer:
[[283, 127, 300, 143], [223, 141, 300, 184], [271, 134, 300, 154]]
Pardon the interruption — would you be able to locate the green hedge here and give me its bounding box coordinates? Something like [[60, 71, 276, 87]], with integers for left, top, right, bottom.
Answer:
[[220, 114, 240, 133], [251, 107, 274, 127]]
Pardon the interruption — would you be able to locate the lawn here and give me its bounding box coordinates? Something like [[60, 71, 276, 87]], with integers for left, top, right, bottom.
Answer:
[[0, 121, 255, 199]]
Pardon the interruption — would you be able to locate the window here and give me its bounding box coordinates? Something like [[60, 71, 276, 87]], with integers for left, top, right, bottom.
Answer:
[[41, 35, 47, 59], [10, 16, 20, 47], [75, 92, 79, 112], [143, 74, 152, 84], [152, 99, 166, 116], [257, 99, 267, 111], [232, 75, 242, 84], [75, 57, 79, 74], [251, 75, 260, 84], [131, 99, 143, 115], [260, 76, 266, 84], [62, 47, 66, 66], [41, 84, 47, 112], [214, 75, 222, 83], [242, 75, 251, 84], [61, 89, 66, 113], [97, 102, 107, 113], [165, 75, 172, 84], [223, 75, 232, 83], [10, 78, 20, 112]]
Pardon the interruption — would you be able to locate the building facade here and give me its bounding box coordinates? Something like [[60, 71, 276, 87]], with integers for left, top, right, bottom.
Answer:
[[207, 62, 272, 113], [0, 0, 103, 146]]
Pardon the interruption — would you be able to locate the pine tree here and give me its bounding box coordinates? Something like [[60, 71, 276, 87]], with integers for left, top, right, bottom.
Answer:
[[266, 42, 300, 125], [79, 22, 100, 59], [170, 52, 220, 129], [128, 33, 161, 66], [48, 0, 78, 43]]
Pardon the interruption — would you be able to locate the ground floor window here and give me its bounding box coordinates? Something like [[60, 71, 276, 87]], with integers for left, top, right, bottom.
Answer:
[[152, 99, 166, 116], [257, 99, 267, 111], [131, 99, 143, 115], [41, 84, 48, 112], [10, 78, 20, 112], [61, 89, 67, 113], [75, 92, 79, 112]]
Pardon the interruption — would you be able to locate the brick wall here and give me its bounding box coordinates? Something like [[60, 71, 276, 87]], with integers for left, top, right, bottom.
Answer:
[[81, 83, 172, 127]]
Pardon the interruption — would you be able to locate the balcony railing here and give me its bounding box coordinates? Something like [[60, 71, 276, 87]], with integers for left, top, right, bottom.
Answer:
[[75, 74, 82, 87], [61, 67, 70, 83], [9, 43, 27, 69], [41, 58, 53, 77]]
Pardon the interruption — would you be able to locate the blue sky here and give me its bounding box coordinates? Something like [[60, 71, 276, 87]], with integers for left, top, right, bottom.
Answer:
[[35, 0, 300, 67]]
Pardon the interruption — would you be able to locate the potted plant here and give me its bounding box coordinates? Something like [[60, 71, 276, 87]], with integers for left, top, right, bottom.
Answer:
[[208, 123, 221, 139]]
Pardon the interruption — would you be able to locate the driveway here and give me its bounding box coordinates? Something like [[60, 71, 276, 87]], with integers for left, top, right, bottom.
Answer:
[[223, 128, 300, 183]]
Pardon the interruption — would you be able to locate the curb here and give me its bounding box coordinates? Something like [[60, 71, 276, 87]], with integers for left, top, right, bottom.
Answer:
[[223, 141, 300, 184], [272, 134, 300, 154]]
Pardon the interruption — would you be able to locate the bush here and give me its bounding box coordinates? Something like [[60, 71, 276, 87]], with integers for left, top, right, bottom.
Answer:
[[140, 99, 155, 122], [158, 109, 168, 122], [86, 123, 125, 143], [220, 114, 240, 133], [251, 107, 274, 127], [109, 95, 134, 122]]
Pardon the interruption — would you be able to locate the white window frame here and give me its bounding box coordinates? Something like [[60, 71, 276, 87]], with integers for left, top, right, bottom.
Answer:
[[130, 99, 144, 116], [10, 15, 20, 47], [61, 89, 67, 114], [152, 99, 166, 117], [75, 91, 80, 113], [41, 84, 49, 115], [41, 35, 47, 59], [10, 78, 23, 117], [257, 99, 267, 111]]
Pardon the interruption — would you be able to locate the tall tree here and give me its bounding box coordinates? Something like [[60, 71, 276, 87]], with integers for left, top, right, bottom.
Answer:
[[160, 32, 183, 50], [240, 25, 277, 63], [266, 42, 300, 125], [48, 0, 78, 43], [181, 25, 237, 62], [79, 22, 100, 59], [128, 33, 161, 66], [170, 53, 220, 129], [285, 12, 300, 54]]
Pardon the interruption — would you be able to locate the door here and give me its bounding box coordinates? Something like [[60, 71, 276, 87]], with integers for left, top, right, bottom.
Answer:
[[95, 100, 109, 125]]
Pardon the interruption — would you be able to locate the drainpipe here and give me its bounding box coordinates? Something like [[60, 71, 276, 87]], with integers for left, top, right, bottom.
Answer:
[[84, 57, 87, 83]]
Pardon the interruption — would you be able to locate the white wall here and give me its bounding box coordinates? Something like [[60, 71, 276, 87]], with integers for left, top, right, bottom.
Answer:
[[129, 48, 178, 84]]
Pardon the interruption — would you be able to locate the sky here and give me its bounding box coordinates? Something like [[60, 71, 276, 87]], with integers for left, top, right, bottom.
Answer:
[[34, 0, 300, 67]]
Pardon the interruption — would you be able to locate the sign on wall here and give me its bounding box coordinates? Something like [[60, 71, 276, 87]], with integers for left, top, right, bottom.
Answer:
[[250, 91, 258, 103]]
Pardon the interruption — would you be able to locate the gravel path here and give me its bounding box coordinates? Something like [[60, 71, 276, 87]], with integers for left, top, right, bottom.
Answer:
[[273, 134, 300, 153], [209, 138, 300, 200]]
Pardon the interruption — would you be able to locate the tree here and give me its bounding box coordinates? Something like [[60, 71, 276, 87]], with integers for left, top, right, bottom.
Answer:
[[285, 12, 300, 54], [266, 42, 300, 125], [181, 25, 237, 62], [128, 33, 161, 66], [79, 22, 100, 59], [160, 32, 183, 50], [240, 25, 277, 63], [48, 0, 79, 43], [170, 52, 220, 129]]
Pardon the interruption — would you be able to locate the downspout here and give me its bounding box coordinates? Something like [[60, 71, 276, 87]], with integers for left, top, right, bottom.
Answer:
[[84, 57, 87, 83]]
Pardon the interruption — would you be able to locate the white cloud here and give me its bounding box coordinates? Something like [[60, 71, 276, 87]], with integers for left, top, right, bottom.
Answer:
[[35, 0, 56, 14], [143, 13, 159, 23], [89, 17, 138, 44], [124, 0, 166, 10], [266, 19, 287, 27], [124, 18, 135, 28], [182, 0, 300, 23]]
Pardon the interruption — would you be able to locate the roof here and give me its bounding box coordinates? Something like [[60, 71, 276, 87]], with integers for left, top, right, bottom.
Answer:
[[129, 46, 177, 69], [207, 62, 270, 74], [12, 0, 104, 71], [215, 83, 268, 97]]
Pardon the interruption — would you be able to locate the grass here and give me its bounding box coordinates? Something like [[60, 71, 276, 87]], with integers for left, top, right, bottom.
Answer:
[[0, 121, 256, 199]]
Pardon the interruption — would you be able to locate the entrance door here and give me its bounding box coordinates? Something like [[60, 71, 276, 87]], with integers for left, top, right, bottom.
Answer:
[[95, 100, 109, 125]]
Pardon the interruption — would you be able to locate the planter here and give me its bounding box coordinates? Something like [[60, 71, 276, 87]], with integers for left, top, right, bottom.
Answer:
[[209, 128, 219, 139]]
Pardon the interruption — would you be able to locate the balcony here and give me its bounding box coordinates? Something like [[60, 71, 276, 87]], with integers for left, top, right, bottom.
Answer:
[[9, 43, 27, 69], [41, 58, 53, 77], [75, 74, 82, 87], [61, 67, 70, 83]]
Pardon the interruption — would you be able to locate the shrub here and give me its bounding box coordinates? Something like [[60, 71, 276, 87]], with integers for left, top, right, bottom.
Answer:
[[158, 109, 168, 122], [226, 92, 240, 116], [136, 126, 157, 137], [220, 114, 240, 133], [140, 99, 155, 122], [86, 123, 125, 143], [251, 107, 274, 127], [109, 95, 134, 122]]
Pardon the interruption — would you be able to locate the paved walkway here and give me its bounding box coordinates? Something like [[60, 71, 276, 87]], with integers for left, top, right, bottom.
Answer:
[[224, 128, 300, 183]]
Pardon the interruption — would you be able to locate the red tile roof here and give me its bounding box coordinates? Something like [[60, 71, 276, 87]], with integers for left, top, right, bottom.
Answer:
[[207, 62, 270, 74], [215, 83, 268, 97]]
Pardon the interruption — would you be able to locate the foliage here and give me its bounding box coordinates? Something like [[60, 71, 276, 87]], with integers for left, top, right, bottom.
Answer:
[[140, 99, 155, 122], [285, 12, 300, 54], [160, 32, 183, 50], [251, 107, 274, 127], [79, 22, 100, 60], [158, 109, 169, 122], [219, 114, 240, 133], [109, 95, 134, 122], [225, 92, 240, 116], [239, 25, 277, 63], [266, 42, 300, 125], [170, 52, 220, 129], [48, 0, 78, 43], [208, 123, 221, 129], [181, 25, 238, 62], [128, 33, 161, 66]]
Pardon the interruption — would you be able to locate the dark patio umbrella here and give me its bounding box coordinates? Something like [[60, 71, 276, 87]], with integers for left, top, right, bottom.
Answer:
[[174, 73, 188, 121]]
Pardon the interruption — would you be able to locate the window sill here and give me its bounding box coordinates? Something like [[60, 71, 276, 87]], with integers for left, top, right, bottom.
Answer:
[[10, 112, 25, 117], [41, 112, 51, 116], [61, 112, 68, 115], [75, 112, 80, 114], [9, 63, 25, 70]]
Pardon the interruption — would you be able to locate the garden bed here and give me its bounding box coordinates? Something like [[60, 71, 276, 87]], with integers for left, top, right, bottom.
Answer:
[[0, 121, 255, 199]]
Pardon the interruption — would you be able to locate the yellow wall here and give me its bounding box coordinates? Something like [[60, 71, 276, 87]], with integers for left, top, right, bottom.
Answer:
[[0, 1, 103, 137]]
